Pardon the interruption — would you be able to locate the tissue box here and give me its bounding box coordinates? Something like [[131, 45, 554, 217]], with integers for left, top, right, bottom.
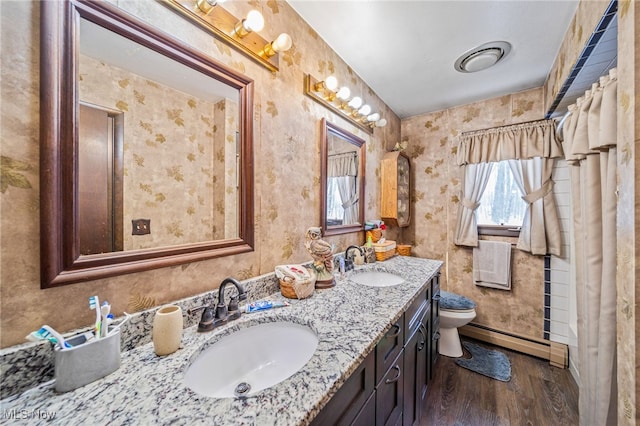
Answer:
[[373, 240, 397, 261], [54, 328, 121, 393]]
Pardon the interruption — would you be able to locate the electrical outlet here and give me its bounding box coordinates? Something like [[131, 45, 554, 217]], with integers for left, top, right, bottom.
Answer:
[[132, 219, 151, 235]]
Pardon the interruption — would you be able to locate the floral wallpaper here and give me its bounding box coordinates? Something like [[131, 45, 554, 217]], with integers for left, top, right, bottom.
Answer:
[[79, 55, 234, 249], [2, 4, 637, 418], [402, 88, 545, 338], [0, 0, 399, 347]]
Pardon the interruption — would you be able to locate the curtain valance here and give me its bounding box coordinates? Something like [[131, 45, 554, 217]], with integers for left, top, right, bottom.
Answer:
[[457, 119, 564, 165]]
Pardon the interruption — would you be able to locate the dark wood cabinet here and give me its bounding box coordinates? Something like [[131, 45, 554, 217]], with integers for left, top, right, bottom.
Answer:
[[376, 351, 404, 426], [430, 273, 441, 379], [403, 303, 430, 425], [311, 269, 441, 426], [310, 351, 375, 426]]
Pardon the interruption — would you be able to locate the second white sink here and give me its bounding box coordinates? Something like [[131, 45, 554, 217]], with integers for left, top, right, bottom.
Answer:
[[184, 321, 318, 398], [349, 271, 405, 287]]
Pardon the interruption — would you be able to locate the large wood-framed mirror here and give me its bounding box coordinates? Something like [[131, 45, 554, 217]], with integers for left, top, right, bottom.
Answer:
[[320, 119, 366, 236], [40, 0, 254, 288]]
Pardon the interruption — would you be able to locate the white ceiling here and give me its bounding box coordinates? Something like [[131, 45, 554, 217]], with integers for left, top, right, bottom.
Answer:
[[288, 0, 580, 119]]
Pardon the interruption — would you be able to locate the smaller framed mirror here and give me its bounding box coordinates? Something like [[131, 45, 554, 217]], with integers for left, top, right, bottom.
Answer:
[[320, 119, 366, 236]]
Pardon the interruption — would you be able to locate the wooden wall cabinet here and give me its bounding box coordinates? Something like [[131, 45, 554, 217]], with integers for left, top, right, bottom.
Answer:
[[381, 151, 411, 227]]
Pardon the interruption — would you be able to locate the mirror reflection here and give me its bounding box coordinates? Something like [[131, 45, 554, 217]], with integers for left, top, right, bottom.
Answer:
[[320, 119, 365, 236], [39, 0, 254, 287], [78, 18, 240, 255]]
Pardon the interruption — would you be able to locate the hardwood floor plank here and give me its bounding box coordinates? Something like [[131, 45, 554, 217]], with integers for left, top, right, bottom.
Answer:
[[423, 339, 578, 426]]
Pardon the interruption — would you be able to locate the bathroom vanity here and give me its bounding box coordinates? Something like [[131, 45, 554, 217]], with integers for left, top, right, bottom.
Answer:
[[311, 269, 441, 425], [0, 256, 442, 425]]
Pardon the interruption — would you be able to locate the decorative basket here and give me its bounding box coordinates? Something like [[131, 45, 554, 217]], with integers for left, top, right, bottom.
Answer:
[[373, 240, 397, 261], [397, 244, 412, 256], [370, 228, 383, 243], [277, 267, 316, 299]]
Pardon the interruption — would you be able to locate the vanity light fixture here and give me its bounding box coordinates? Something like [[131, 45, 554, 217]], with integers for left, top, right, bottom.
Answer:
[[163, 0, 291, 72], [261, 33, 292, 58], [336, 86, 351, 101], [195, 0, 225, 15], [233, 10, 264, 38], [304, 73, 386, 134]]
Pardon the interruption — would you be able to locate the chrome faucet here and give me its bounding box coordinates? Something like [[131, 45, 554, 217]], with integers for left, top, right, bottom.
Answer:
[[344, 245, 364, 271], [188, 277, 247, 332]]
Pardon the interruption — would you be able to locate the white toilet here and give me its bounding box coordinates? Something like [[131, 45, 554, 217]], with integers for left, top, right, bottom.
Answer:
[[438, 290, 476, 357]]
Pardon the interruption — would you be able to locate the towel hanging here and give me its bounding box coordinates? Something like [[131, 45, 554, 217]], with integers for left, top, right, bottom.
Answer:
[[473, 240, 512, 290]]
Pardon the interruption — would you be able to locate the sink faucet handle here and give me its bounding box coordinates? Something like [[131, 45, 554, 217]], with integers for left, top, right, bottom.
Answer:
[[228, 295, 239, 312], [188, 306, 216, 333]]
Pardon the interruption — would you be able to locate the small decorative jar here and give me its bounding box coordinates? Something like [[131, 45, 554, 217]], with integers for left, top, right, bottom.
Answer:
[[152, 305, 183, 356]]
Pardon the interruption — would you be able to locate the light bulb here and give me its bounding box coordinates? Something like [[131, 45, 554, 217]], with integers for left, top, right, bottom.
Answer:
[[367, 113, 380, 122], [375, 118, 388, 128], [271, 33, 292, 52], [358, 104, 371, 116], [336, 87, 351, 100], [348, 96, 362, 109], [196, 0, 220, 14], [325, 76, 338, 92], [244, 10, 264, 32], [235, 10, 264, 37]]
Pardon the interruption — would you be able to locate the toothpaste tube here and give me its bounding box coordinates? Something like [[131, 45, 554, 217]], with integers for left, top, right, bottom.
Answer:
[[245, 300, 290, 313]]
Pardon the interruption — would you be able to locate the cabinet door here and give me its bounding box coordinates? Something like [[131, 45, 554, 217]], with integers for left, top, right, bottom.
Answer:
[[352, 391, 376, 426], [402, 318, 429, 426], [430, 274, 441, 379], [376, 351, 404, 426], [311, 351, 375, 426]]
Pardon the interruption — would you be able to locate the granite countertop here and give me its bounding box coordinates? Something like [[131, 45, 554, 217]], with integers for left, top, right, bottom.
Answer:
[[1, 256, 442, 425]]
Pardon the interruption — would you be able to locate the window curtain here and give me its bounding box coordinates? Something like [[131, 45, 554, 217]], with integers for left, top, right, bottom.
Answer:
[[455, 119, 564, 254], [328, 153, 358, 225], [453, 162, 494, 246], [561, 68, 617, 426]]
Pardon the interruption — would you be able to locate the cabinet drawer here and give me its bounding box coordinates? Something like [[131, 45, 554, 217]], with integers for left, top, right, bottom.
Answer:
[[404, 286, 430, 346], [376, 318, 404, 384], [311, 351, 375, 426]]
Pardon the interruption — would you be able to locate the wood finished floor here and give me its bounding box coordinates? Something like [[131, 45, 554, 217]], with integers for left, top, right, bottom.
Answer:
[[423, 339, 579, 426]]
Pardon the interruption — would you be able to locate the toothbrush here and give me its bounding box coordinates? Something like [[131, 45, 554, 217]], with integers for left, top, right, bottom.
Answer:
[[26, 325, 71, 349], [100, 301, 111, 338], [89, 295, 101, 339]]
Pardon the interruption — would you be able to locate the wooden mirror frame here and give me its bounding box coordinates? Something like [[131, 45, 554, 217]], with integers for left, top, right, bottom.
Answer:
[[40, 0, 254, 288], [320, 119, 366, 236]]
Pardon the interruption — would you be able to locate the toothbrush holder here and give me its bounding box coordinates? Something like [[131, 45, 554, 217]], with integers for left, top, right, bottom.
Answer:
[[54, 328, 121, 393]]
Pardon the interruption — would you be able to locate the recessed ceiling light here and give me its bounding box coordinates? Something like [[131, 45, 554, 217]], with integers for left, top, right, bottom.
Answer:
[[454, 41, 512, 73]]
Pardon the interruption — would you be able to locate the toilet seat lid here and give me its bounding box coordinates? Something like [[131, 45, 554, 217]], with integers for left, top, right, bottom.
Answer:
[[440, 290, 476, 310]]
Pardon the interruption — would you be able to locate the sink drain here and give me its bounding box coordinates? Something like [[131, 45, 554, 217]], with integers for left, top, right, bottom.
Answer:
[[234, 382, 251, 397]]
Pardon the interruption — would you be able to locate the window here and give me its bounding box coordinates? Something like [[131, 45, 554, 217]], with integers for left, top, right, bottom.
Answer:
[[477, 161, 526, 234]]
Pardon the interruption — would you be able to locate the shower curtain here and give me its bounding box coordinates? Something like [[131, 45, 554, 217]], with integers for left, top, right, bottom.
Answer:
[[328, 152, 358, 225], [561, 67, 617, 426]]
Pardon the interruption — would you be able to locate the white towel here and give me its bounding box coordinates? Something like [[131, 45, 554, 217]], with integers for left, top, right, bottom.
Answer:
[[473, 240, 512, 290]]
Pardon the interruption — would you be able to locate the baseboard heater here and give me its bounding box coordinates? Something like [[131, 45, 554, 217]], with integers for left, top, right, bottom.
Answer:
[[459, 322, 569, 369]]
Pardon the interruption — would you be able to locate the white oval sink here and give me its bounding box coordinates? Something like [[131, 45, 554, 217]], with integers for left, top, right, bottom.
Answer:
[[349, 271, 405, 287], [184, 321, 318, 398]]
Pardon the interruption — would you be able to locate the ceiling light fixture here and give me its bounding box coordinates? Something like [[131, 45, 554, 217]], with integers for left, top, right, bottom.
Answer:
[[454, 41, 511, 73]]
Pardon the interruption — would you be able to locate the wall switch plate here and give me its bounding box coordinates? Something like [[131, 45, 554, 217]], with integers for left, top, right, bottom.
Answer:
[[132, 219, 151, 235]]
